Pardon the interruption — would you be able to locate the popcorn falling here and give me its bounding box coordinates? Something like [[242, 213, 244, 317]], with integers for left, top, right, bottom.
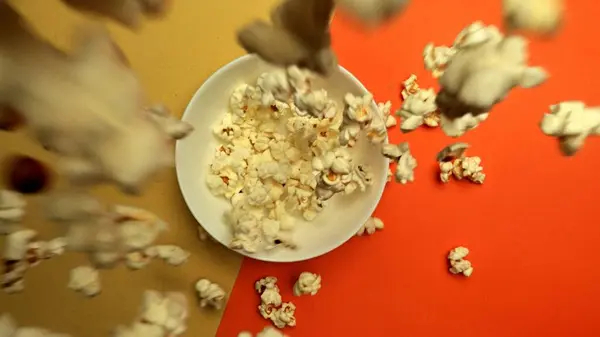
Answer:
[[2, 229, 66, 294], [195, 279, 227, 310], [448, 246, 474, 277], [68, 266, 101, 297], [381, 142, 417, 184], [255, 277, 297, 329], [208, 66, 377, 254], [356, 216, 384, 236], [539, 101, 600, 156], [0, 313, 71, 337], [397, 87, 440, 132], [503, 0, 564, 35], [113, 290, 189, 337], [401, 74, 420, 100], [238, 326, 288, 337], [0, 190, 26, 234], [293, 272, 322, 296], [437, 143, 485, 184]]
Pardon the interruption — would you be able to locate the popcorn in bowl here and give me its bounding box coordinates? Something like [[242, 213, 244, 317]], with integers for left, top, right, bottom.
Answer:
[[205, 66, 386, 255]]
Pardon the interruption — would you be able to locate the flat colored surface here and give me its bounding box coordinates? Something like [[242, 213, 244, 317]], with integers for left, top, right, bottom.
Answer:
[[218, 0, 600, 336]]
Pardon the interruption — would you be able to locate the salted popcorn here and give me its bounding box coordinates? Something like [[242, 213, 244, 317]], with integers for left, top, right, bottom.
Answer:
[[437, 143, 485, 184], [397, 88, 439, 132], [208, 68, 377, 254], [0, 314, 70, 337], [423, 43, 456, 78], [293, 272, 322, 296], [238, 327, 288, 337], [382, 142, 417, 184], [357, 216, 384, 236], [0, 190, 25, 234], [401, 74, 420, 100], [539, 101, 600, 156], [254, 277, 296, 329], [448, 246, 474, 277], [437, 22, 548, 136], [503, 0, 564, 35], [68, 266, 101, 297], [127, 290, 188, 337], [195, 279, 226, 310]]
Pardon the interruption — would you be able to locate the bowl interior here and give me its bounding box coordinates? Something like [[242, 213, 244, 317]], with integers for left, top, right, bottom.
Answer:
[[176, 55, 388, 262]]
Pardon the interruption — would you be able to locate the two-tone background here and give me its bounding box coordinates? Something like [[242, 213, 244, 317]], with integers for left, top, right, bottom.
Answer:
[[1, 0, 600, 336]]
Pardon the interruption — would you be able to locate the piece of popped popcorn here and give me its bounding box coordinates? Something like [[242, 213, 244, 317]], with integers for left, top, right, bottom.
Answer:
[[439, 112, 489, 137], [270, 303, 297, 329], [423, 43, 456, 78], [195, 279, 226, 310], [381, 142, 410, 161], [401, 74, 420, 100], [448, 246, 473, 277], [395, 151, 417, 184], [539, 101, 600, 156], [257, 71, 291, 105], [0, 190, 25, 234], [344, 93, 374, 124], [137, 290, 188, 336], [68, 266, 101, 297], [397, 88, 438, 132], [365, 116, 387, 144], [437, 143, 485, 184], [357, 216, 384, 236], [294, 89, 337, 119], [293, 272, 322, 296], [286, 66, 313, 94], [255, 276, 279, 294], [437, 29, 547, 132], [503, 0, 564, 35], [377, 101, 396, 128], [213, 113, 242, 142]]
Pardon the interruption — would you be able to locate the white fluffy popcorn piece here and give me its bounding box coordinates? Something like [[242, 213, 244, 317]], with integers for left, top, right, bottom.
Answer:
[[437, 143, 485, 184], [113, 205, 168, 251], [365, 116, 387, 144], [401, 74, 420, 99], [152, 245, 190, 266], [195, 279, 226, 310], [440, 112, 489, 137], [383, 142, 417, 184], [377, 101, 396, 128], [270, 303, 297, 329], [397, 88, 440, 132], [257, 71, 291, 105], [423, 43, 456, 78], [0, 314, 70, 337], [437, 27, 547, 133], [448, 247, 474, 277], [294, 89, 337, 119], [503, 0, 564, 35], [357, 216, 384, 236], [293, 272, 322, 296], [0, 190, 26, 234], [344, 93, 374, 124], [68, 266, 101, 297], [539, 101, 600, 156], [286, 66, 313, 94], [137, 290, 188, 336]]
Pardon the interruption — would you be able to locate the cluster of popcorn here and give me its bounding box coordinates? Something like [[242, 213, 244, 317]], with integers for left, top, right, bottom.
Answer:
[[356, 216, 384, 236], [292, 272, 321, 296], [381, 142, 418, 184], [113, 290, 189, 337], [397, 75, 441, 132], [255, 277, 296, 329], [437, 143, 485, 184], [0, 190, 25, 235], [0, 313, 70, 337], [2, 229, 66, 294], [448, 246, 474, 277], [539, 101, 600, 156], [195, 278, 227, 310], [207, 66, 388, 254]]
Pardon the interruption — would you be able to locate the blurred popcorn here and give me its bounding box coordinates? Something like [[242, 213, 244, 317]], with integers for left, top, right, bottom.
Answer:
[[0, 190, 25, 234], [357, 216, 384, 236], [68, 266, 101, 297], [195, 279, 226, 310]]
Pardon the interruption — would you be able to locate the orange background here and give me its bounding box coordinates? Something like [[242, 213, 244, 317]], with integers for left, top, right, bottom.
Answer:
[[217, 0, 600, 336]]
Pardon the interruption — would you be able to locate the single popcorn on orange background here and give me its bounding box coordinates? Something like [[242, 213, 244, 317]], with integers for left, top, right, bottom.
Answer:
[[401, 74, 420, 100], [437, 143, 485, 184]]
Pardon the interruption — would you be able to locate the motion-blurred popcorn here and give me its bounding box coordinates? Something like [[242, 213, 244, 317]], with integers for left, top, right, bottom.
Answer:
[[0, 190, 25, 234], [136, 290, 188, 336], [539, 101, 600, 156], [152, 245, 190, 266], [195, 279, 226, 310], [0, 314, 70, 337], [503, 0, 564, 35], [207, 68, 377, 254], [357, 216, 384, 236], [293, 272, 322, 296], [68, 266, 101, 297]]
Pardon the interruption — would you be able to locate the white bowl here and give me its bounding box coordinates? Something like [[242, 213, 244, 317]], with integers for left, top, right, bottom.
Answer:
[[175, 55, 388, 262]]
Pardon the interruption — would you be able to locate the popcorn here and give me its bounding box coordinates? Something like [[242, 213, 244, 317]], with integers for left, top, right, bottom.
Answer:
[[238, 327, 288, 337], [539, 101, 600, 156], [378, 101, 396, 128], [124, 250, 155, 270], [401, 74, 420, 100], [357, 216, 384, 236], [0, 190, 25, 234], [439, 112, 489, 138], [68, 266, 101, 297], [448, 246, 474, 277], [146, 104, 194, 140], [437, 24, 547, 135], [209, 68, 376, 254], [195, 279, 226, 310], [382, 142, 417, 184], [397, 88, 439, 132], [293, 272, 322, 296], [113, 205, 168, 250], [423, 43, 456, 78], [503, 0, 564, 35], [0, 314, 70, 337], [365, 116, 387, 144], [437, 143, 485, 184], [136, 290, 188, 336], [270, 303, 297, 329]]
